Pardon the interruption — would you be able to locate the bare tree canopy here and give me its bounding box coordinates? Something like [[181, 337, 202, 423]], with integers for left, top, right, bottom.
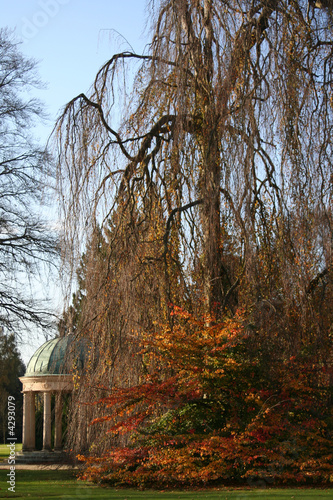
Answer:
[[0, 28, 58, 332], [56, 0, 332, 316]]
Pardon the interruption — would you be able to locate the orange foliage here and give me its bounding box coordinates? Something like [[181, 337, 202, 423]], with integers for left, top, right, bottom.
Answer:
[[78, 307, 333, 487]]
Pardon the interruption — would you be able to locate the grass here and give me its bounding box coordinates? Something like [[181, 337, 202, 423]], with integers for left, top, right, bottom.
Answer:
[[0, 469, 332, 500], [0, 443, 22, 462], [0, 446, 332, 499]]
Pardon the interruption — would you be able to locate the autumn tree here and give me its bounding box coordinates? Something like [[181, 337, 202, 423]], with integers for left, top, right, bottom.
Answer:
[[0, 28, 58, 332], [79, 308, 333, 487], [56, 0, 332, 472]]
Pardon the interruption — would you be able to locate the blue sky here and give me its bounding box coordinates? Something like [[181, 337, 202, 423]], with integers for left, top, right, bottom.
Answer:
[[2, 0, 148, 139], [1, 0, 148, 363]]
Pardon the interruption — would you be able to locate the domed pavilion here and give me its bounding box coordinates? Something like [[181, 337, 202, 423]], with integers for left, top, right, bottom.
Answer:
[[19, 335, 77, 457]]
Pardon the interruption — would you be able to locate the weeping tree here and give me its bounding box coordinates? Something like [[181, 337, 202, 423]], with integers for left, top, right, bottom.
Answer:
[[55, 0, 332, 454]]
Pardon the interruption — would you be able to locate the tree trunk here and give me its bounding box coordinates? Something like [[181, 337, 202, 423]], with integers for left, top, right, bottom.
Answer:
[[201, 117, 222, 317]]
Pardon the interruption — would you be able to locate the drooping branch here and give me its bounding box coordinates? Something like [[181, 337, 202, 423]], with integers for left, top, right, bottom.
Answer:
[[162, 199, 203, 261], [61, 93, 134, 161]]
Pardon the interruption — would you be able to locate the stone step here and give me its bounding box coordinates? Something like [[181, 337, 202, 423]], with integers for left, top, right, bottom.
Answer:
[[15, 451, 70, 464]]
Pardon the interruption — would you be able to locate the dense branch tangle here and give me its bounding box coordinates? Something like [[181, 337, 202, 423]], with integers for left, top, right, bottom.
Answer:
[[56, 0, 332, 335]]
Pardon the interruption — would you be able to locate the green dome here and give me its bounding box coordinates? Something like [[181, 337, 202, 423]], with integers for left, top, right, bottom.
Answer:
[[25, 336, 74, 376]]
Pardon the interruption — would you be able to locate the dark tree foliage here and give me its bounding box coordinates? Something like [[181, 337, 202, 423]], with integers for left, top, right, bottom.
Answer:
[[0, 331, 25, 443]]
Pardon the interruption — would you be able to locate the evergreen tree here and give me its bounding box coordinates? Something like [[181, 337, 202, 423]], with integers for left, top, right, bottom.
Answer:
[[0, 331, 25, 443]]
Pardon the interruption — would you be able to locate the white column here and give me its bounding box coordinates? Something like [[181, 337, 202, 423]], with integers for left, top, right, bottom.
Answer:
[[22, 392, 31, 451], [30, 392, 36, 451], [42, 391, 52, 451], [54, 393, 62, 451], [22, 392, 35, 452]]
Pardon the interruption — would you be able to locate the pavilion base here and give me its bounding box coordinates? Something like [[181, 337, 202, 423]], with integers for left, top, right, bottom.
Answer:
[[15, 450, 70, 464]]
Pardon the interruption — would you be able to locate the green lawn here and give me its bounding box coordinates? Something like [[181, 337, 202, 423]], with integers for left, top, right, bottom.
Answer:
[[0, 443, 22, 462], [0, 469, 332, 500]]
